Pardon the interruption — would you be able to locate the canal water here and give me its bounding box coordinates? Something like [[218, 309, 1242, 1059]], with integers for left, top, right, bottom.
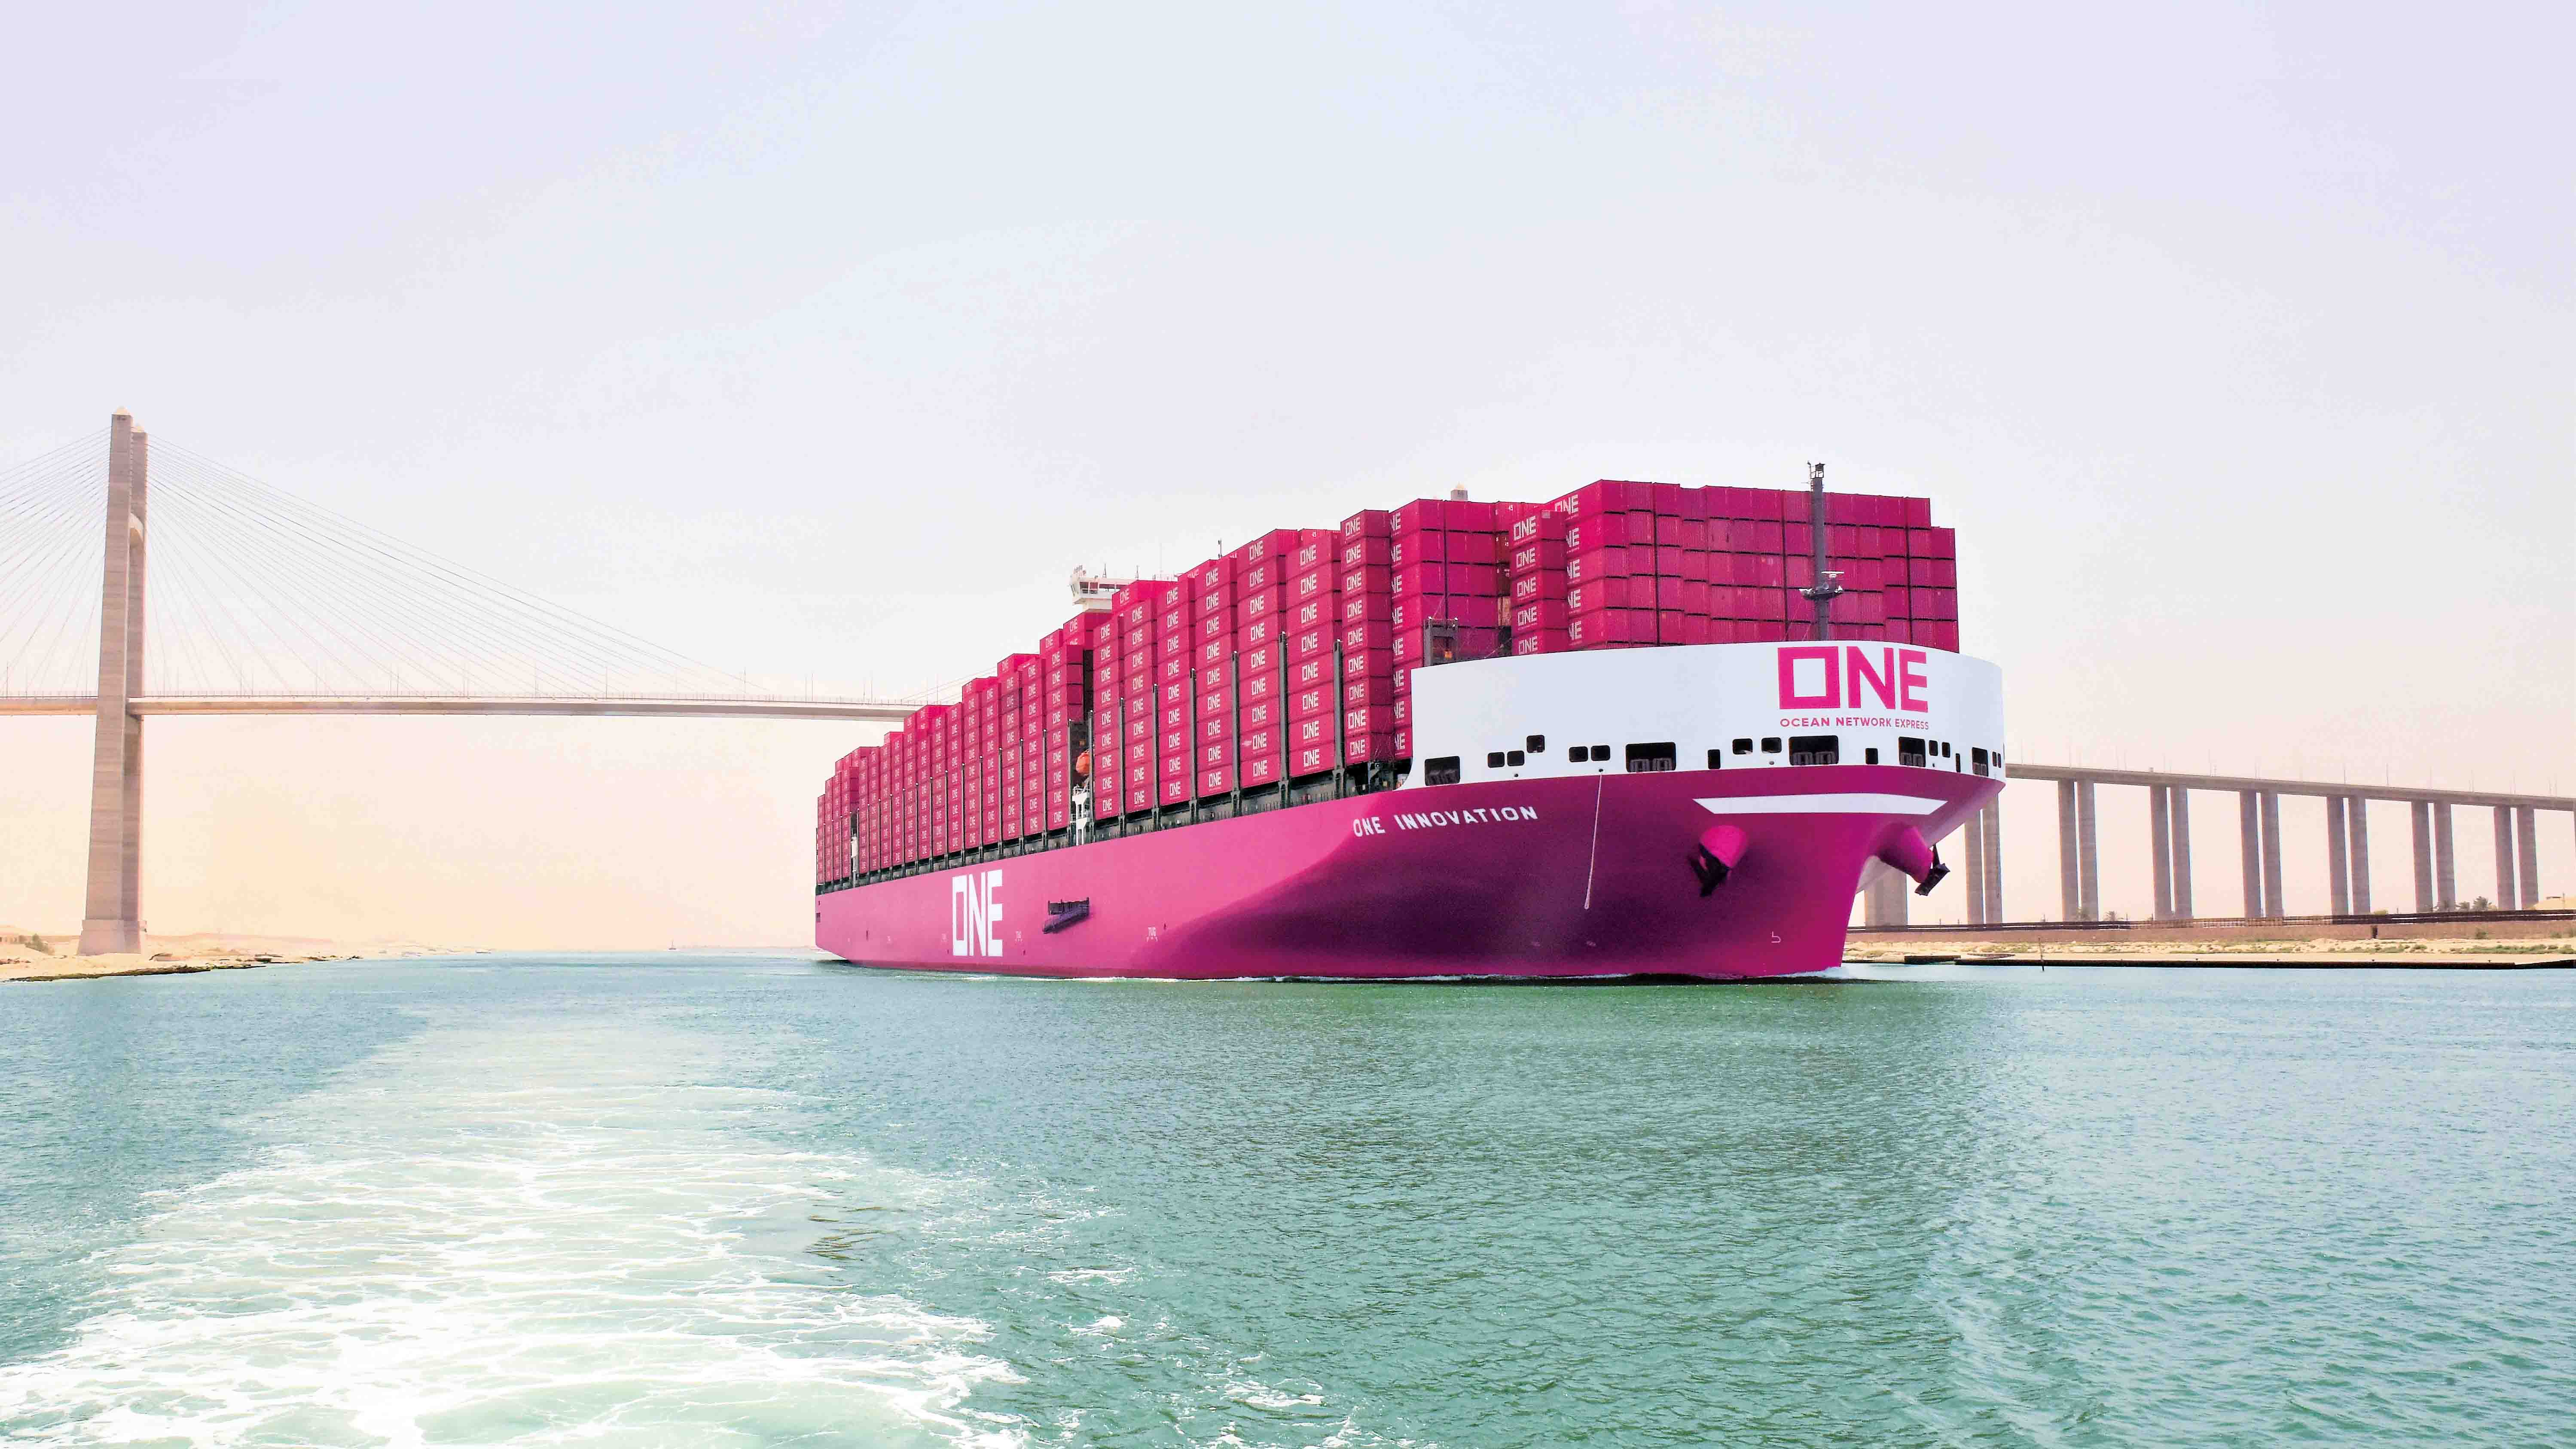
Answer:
[[2, 958, 2569, 1446]]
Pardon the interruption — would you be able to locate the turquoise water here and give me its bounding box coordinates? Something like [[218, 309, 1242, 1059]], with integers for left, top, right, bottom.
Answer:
[[2, 958, 2570, 1446]]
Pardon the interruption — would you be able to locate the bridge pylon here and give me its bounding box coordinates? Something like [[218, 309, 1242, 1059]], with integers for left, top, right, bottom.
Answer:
[[77, 412, 147, 955]]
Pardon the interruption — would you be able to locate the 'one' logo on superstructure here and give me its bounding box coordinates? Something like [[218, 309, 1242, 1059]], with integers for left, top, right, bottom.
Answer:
[[1776, 645, 1930, 714], [952, 869, 1004, 957]]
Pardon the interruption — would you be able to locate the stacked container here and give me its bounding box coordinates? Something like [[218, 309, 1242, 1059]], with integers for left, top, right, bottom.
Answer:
[[1508, 509, 1569, 656], [819, 479, 1959, 887], [1386, 499, 1511, 760], [1181, 554, 1235, 799], [1337, 509, 1395, 767], [1282, 531, 1340, 779], [1221, 530, 1292, 793]]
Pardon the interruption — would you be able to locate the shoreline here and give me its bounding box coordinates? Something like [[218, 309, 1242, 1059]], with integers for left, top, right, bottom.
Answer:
[[1, 938, 458, 985]]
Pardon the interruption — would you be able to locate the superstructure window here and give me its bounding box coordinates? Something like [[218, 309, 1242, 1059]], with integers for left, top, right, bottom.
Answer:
[[1507, 750, 1526, 767], [1864, 747, 1880, 764], [1898, 735, 1927, 766], [1706, 749, 1724, 770], [1624, 742, 1677, 773], [1788, 735, 1840, 766], [1971, 746, 1990, 777], [1526, 735, 1546, 753], [1425, 756, 1462, 785], [1487, 751, 1506, 769], [1731, 738, 1752, 756], [1760, 737, 1781, 754], [1587, 744, 1610, 762]]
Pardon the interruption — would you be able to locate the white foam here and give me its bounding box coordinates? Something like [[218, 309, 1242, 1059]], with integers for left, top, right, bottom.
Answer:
[[0, 1020, 1020, 1447]]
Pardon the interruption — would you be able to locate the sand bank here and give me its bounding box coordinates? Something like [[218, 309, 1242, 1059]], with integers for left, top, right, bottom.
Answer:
[[1, 930, 455, 984]]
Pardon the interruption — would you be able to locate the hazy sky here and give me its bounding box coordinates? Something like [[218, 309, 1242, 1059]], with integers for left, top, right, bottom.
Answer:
[[2, 1, 2567, 943]]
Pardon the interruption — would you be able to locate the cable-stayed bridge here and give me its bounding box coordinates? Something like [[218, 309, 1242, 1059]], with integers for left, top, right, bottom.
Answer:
[[3, 412, 924, 952]]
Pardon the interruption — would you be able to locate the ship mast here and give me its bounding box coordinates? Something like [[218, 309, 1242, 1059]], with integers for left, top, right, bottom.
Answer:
[[1800, 462, 1842, 641]]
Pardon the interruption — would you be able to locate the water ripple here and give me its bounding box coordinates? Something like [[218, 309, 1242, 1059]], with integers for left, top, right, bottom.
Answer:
[[0, 1020, 1018, 1448]]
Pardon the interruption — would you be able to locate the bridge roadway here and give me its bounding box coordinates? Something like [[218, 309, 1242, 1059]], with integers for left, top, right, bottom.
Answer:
[[0, 693, 916, 722], [2005, 763, 2570, 814]]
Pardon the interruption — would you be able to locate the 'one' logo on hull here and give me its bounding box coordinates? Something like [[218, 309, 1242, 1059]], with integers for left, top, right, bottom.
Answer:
[[952, 869, 1004, 958]]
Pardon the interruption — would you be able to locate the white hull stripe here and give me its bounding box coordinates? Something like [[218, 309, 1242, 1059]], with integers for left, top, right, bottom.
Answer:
[[1694, 793, 1947, 816]]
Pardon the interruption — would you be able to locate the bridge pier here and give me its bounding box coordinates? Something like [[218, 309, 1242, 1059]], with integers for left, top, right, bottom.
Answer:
[[1862, 861, 1908, 927], [2077, 780, 2099, 920], [2411, 801, 2433, 910], [1979, 796, 2002, 924], [2434, 803, 2456, 909], [1963, 807, 1987, 924], [1993, 767, 2563, 927], [2259, 790, 2285, 918], [2518, 807, 2542, 908], [2057, 780, 2079, 920], [2239, 790, 2264, 917], [2493, 807, 2519, 911], [77, 412, 147, 956], [2169, 788, 2192, 917], [2150, 784, 2174, 919], [2326, 795, 2350, 915]]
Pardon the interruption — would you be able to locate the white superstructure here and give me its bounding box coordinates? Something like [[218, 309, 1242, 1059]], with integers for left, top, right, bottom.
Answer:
[[1403, 640, 2007, 787]]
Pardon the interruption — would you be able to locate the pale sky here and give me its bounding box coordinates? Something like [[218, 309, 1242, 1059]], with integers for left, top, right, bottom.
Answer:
[[2, 1, 2567, 945]]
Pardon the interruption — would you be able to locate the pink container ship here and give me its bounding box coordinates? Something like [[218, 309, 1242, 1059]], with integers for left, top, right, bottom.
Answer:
[[816, 473, 2003, 980]]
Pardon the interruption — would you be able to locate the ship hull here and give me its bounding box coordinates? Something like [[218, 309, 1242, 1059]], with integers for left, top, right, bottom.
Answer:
[[816, 763, 2000, 980]]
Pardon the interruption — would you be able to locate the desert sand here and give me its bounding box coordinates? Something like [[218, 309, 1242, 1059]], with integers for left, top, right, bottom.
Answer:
[[1, 927, 457, 983]]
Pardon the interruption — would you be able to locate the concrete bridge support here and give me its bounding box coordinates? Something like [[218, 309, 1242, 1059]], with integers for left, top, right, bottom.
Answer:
[[2518, 807, 2541, 909], [2434, 804, 2456, 909], [2493, 807, 2519, 911], [2058, 780, 2080, 921], [1861, 861, 1909, 927], [2169, 788, 2192, 918], [2326, 796, 2351, 915], [2411, 802, 2434, 911], [1963, 808, 1987, 925], [2001, 767, 2563, 927], [2150, 785, 2174, 919], [2259, 790, 2285, 918], [2238, 790, 2266, 917], [2076, 780, 2099, 921], [1979, 796, 2003, 924], [77, 412, 147, 956]]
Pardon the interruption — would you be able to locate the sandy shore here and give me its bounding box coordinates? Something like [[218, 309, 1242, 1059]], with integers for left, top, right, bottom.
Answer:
[[1, 930, 458, 984]]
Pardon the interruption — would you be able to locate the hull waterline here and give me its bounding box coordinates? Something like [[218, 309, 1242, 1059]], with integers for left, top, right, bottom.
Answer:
[[818, 764, 2000, 980]]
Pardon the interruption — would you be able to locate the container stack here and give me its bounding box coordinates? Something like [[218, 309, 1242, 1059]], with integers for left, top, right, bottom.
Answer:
[[1099, 581, 1171, 820], [1508, 510, 1569, 656], [1155, 583, 1194, 808], [1181, 554, 1234, 799], [1228, 529, 1309, 792], [1337, 509, 1395, 768], [1284, 531, 1339, 778], [1386, 499, 1515, 759], [818, 479, 1958, 887]]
